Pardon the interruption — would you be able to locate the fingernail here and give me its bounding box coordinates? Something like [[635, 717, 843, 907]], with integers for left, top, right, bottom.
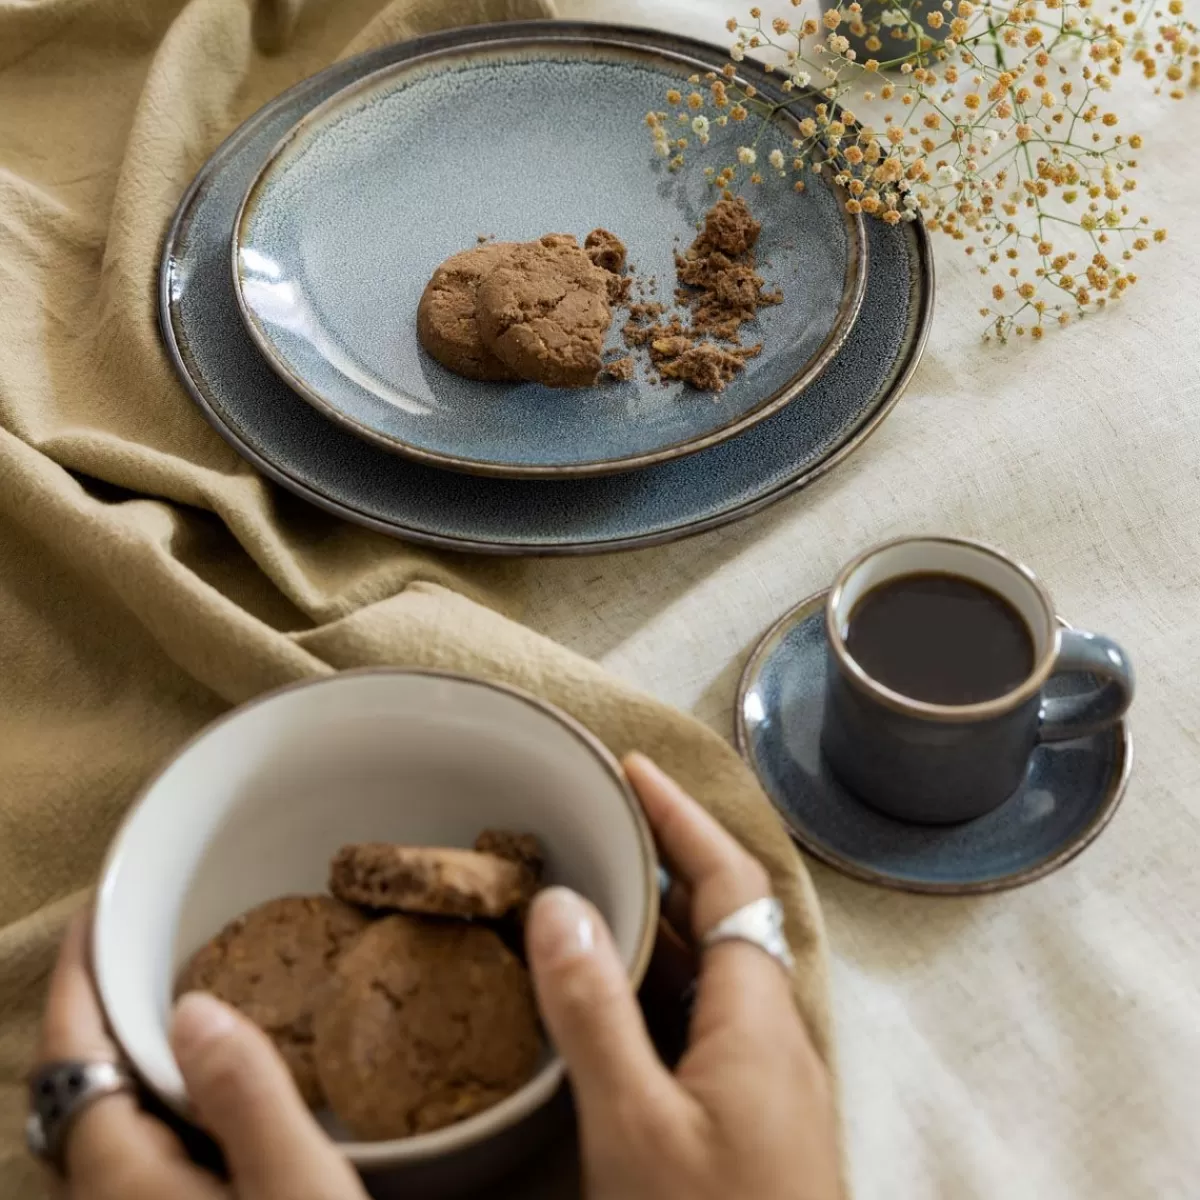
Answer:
[[625, 753, 671, 787], [171, 992, 238, 1057], [623, 751, 656, 776], [528, 887, 596, 964]]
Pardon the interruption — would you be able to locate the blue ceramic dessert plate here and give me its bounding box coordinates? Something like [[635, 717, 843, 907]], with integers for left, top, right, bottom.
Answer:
[[736, 591, 1133, 894], [232, 40, 866, 478], [160, 22, 933, 555]]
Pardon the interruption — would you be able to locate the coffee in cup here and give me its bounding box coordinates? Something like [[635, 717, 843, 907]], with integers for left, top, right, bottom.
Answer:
[[820, 536, 1134, 824]]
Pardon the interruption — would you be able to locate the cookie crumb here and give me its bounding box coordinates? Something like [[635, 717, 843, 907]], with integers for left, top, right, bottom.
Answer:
[[617, 197, 779, 391], [584, 228, 627, 274], [700, 195, 762, 255], [658, 342, 762, 392], [675, 200, 781, 342], [602, 355, 636, 382]]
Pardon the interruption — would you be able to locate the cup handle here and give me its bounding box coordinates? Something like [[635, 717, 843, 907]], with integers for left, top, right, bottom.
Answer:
[[1038, 628, 1134, 743]]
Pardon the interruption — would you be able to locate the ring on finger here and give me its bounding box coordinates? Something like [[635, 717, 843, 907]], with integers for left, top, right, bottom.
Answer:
[[699, 896, 795, 974], [26, 1060, 137, 1174]]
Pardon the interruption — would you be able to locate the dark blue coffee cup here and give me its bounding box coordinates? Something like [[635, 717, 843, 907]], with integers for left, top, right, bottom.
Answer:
[[820, 536, 1135, 824]]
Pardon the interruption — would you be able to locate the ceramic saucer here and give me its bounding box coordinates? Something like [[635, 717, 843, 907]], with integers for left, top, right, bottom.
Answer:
[[735, 590, 1133, 894]]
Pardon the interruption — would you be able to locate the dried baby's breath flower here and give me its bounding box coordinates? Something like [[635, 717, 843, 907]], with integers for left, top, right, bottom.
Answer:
[[648, 0, 1189, 340]]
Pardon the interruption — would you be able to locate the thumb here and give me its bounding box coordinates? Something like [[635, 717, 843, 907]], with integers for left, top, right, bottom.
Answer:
[[171, 992, 364, 1200], [526, 888, 677, 1129]]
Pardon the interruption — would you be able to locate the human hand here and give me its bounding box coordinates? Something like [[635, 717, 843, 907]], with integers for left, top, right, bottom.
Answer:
[[524, 752, 841, 1200], [33, 914, 368, 1200], [34, 752, 837, 1200]]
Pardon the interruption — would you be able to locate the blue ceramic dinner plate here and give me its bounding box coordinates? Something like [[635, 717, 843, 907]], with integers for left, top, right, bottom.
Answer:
[[159, 22, 933, 556], [735, 592, 1133, 894], [232, 41, 866, 478]]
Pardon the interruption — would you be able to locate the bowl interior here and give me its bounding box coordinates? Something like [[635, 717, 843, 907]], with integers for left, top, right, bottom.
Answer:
[[94, 670, 656, 1165]]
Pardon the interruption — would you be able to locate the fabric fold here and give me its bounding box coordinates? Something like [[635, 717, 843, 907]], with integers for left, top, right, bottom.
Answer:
[[0, 0, 838, 1194]]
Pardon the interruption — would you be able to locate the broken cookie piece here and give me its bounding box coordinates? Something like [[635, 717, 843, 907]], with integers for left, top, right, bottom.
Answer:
[[473, 830, 545, 878], [585, 229, 630, 302], [617, 196, 779, 391], [329, 843, 536, 918]]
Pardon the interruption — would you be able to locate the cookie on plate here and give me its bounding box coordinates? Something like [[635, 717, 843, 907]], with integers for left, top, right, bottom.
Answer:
[[329, 843, 535, 918], [416, 242, 523, 381], [175, 896, 369, 1107], [476, 240, 613, 388], [313, 915, 541, 1140]]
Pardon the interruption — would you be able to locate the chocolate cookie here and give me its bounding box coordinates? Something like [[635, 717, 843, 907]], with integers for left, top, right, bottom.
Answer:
[[329, 844, 535, 918], [416, 243, 523, 381], [313, 916, 541, 1140], [175, 896, 369, 1106], [476, 241, 613, 388], [473, 830, 545, 879], [474, 830, 545, 961]]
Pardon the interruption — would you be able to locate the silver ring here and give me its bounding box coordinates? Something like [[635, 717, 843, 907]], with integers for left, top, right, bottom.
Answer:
[[26, 1060, 136, 1173], [699, 896, 795, 974]]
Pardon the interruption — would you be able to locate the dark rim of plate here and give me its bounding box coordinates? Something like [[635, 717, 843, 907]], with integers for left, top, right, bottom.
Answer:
[[158, 20, 936, 555], [734, 589, 1134, 895]]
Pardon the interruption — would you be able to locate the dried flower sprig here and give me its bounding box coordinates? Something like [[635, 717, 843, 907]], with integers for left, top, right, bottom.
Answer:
[[647, 0, 1194, 340]]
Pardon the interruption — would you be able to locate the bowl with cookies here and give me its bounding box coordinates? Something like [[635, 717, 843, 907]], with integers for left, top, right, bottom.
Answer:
[[92, 669, 658, 1195]]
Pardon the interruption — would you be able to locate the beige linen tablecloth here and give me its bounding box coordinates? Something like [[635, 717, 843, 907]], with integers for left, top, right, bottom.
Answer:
[[4, 0, 1198, 1195], [0, 2, 839, 1196], [549, 4, 1199, 1198]]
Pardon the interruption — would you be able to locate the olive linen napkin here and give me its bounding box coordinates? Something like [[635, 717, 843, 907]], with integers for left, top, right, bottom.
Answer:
[[0, 0, 837, 1194]]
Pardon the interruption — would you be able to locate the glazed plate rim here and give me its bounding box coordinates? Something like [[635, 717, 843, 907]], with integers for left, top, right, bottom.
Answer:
[[229, 34, 869, 479], [158, 20, 935, 557], [734, 588, 1134, 895]]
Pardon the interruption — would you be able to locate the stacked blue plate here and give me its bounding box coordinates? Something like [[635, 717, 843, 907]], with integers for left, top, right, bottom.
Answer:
[[160, 21, 933, 554]]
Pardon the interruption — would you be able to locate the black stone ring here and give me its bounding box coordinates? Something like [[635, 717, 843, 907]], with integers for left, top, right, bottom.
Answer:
[[26, 1060, 136, 1174]]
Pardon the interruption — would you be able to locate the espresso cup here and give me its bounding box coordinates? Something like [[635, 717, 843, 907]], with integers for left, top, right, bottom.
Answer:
[[820, 536, 1135, 824]]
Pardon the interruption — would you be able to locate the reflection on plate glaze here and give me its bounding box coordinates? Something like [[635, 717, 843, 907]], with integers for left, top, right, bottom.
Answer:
[[239, 255, 434, 417]]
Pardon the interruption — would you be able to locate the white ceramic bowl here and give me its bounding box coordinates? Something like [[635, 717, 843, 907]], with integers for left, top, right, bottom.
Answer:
[[94, 669, 658, 1192]]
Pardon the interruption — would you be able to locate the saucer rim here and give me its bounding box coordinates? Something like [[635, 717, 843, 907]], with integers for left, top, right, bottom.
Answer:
[[734, 588, 1134, 895]]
